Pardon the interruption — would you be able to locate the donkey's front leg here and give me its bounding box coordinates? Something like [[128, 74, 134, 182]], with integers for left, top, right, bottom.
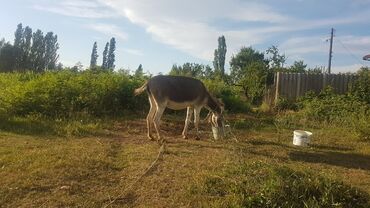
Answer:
[[182, 107, 193, 139], [194, 107, 202, 140]]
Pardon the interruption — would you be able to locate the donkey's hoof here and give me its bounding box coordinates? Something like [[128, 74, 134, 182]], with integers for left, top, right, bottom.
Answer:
[[147, 135, 155, 141], [182, 135, 188, 139], [195, 136, 200, 140]]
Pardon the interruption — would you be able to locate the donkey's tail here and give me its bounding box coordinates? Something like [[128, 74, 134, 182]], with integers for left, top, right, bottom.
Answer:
[[134, 81, 148, 96]]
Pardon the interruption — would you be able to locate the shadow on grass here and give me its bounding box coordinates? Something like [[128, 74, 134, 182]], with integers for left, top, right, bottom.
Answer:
[[289, 151, 370, 170], [310, 144, 355, 152], [0, 116, 57, 136], [246, 139, 291, 149]]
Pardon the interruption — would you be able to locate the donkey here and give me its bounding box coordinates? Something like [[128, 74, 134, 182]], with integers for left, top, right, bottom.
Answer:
[[134, 75, 224, 142]]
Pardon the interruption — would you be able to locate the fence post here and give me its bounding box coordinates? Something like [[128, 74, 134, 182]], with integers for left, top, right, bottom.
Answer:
[[274, 72, 280, 105]]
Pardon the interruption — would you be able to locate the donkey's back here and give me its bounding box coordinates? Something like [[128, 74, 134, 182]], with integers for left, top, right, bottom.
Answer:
[[147, 75, 208, 106]]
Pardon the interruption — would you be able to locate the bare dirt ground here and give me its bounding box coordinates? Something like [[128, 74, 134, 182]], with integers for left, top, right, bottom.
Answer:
[[1, 115, 370, 207]]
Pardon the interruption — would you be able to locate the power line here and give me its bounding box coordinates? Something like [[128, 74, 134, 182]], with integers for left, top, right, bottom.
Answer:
[[337, 39, 364, 66]]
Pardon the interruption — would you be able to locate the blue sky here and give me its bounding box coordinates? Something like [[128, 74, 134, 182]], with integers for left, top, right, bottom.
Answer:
[[1, 0, 369, 74]]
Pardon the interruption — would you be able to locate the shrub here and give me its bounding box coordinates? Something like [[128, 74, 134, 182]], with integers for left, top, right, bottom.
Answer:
[[0, 70, 148, 118], [276, 87, 370, 140], [203, 78, 250, 113], [350, 67, 370, 104]]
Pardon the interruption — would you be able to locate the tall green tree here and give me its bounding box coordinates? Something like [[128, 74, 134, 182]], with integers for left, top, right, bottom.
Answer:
[[44, 32, 59, 70], [102, 42, 109, 69], [266, 45, 286, 71], [21, 26, 32, 69], [0, 38, 5, 50], [213, 35, 227, 78], [288, 60, 307, 73], [230, 47, 269, 104], [90, 41, 98, 69], [29, 29, 45, 72], [0, 43, 16, 72], [14, 23, 24, 70], [107, 37, 116, 70], [135, 64, 144, 77]]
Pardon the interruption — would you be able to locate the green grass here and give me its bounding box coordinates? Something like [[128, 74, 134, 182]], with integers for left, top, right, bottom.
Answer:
[[0, 114, 369, 207]]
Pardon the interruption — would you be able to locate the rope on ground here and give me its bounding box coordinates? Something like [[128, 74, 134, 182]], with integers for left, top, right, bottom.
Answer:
[[103, 141, 166, 208]]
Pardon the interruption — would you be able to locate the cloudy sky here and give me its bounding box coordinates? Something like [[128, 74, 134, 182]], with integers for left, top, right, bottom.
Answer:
[[1, 0, 369, 74]]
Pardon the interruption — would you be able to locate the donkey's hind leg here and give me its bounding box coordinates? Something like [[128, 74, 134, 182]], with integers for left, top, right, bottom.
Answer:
[[153, 104, 166, 144], [146, 95, 156, 140]]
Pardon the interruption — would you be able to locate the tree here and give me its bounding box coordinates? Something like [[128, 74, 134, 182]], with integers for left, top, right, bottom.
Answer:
[[288, 60, 307, 73], [0, 43, 16, 72], [0, 38, 5, 49], [169, 63, 206, 78], [44, 32, 59, 70], [135, 64, 144, 77], [29, 29, 45, 72], [21, 26, 32, 69], [90, 42, 98, 69], [71, 61, 83, 72], [213, 35, 227, 78], [102, 42, 109, 69], [107, 37, 116, 70], [266, 45, 286, 71], [230, 47, 269, 104], [14, 23, 24, 70]]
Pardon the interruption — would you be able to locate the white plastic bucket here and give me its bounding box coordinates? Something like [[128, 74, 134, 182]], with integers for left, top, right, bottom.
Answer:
[[293, 130, 312, 146]]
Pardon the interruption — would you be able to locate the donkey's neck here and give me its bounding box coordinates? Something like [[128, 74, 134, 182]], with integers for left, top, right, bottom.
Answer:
[[206, 94, 221, 114]]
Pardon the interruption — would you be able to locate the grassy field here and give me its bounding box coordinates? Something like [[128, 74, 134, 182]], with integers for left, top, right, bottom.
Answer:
[[0, 114, 370, 207]]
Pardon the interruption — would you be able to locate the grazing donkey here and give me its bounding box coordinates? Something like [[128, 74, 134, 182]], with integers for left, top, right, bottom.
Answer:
[[134, 75, 224, 142]]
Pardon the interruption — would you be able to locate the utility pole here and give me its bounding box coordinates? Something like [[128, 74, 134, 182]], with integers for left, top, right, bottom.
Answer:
[[327, 28, 334, 74]]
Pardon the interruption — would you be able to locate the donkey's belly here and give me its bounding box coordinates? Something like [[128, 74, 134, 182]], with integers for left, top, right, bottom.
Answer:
[[167, 100, 193, 110]]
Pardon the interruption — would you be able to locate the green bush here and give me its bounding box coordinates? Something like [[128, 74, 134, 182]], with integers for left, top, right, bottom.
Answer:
[[203, 78, 250, 113], [276, 87, 370, 140], [350, 67, 370, 104], [190, 162, 370, 208], [0, 70, 148, 118]]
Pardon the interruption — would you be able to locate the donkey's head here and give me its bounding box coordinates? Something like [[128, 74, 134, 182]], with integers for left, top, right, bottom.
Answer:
[[209, 97, 225, 130]]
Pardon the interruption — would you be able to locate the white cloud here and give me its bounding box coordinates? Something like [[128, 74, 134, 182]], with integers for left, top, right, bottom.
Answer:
[[86, 23, 128, 40], [33, 0, 118, 18], [98, 0, 369, 61], [33, 0, 370, 64]]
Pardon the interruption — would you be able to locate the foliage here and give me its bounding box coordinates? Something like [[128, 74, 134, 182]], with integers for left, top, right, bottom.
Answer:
[[190, 162, 369, 208], [169, 62, 213, 79], [230, 47, 270, 104], [350, 67, 370, 104], [107, 37, 116, 69], [203, 78, 250, 113], [266, 45, 286, 71], [102, 42, 109, 69], [0, 23, 60, 72], [90, 42, 98, 68], [288, 60, 307, 73], [0, 43, 16, 72], [276, 87, 370, 140], [213, 35, 227, 78], [0, 70, 147, 118]]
